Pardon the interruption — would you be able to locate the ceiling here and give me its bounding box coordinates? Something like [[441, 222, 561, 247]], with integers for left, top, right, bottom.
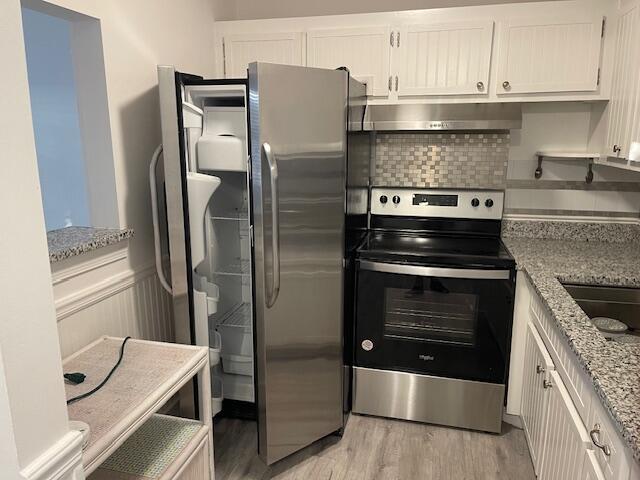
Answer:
[[213, 0, 551, 21]]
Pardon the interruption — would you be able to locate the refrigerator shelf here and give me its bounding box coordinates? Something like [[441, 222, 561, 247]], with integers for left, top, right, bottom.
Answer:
[[220, 302, 252, 329], [211, 215, 248, 221], [212, 258, 251, 276]]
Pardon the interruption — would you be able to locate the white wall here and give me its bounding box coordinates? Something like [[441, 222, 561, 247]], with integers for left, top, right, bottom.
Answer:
[[214, 0, 548, 21], [1, 0, 219, 474], [506, 103, 640, 219], [0, 0, 76, 475], [18, 0, 219, 353]]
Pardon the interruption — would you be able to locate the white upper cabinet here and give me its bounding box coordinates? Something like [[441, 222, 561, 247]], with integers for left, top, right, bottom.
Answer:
[[223, 32, 305, 78], [306, 27, 392, 96], [495, 15, 604, 94], [395, 21, 494, 96], [605, 2, 640, 159]]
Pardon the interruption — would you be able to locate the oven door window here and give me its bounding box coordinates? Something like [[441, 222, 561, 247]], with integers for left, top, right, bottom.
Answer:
[[384, 285, 478, 347], [355, 263, 514, 384]]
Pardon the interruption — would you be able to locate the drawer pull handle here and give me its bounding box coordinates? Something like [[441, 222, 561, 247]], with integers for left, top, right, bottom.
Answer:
[[536, 365, 545, 374], [590, 424, 611, 456], [542, 379, 553, 389]]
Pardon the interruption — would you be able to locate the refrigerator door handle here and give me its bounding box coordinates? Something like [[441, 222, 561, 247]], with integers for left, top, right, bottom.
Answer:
[[263, 142, 280, 308], [150, 143, 173, 295]]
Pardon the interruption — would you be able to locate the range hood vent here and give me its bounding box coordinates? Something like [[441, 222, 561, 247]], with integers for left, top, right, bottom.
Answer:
[[364, 103, 522, 131]]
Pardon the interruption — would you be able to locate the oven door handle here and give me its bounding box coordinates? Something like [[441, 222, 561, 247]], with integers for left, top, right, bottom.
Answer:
[[358, 260, 512, 280]]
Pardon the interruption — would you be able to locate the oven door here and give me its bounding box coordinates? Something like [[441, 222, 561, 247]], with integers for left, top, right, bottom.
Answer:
[[355, 260, 515, 384]]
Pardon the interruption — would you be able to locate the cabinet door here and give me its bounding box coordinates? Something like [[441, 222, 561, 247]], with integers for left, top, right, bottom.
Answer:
[[606, 3, 640, 159], [396, 21, 494, 96], [539, 371, 592, 480], [306, 27, 391, 96], [496, 15, 604, 94], [223, 32, 304, 78], [583, 450, 606, 480], [521, 322, 555, 474]]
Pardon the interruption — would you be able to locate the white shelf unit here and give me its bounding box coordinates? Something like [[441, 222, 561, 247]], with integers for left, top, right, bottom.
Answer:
[[64, 337, 213, 478]]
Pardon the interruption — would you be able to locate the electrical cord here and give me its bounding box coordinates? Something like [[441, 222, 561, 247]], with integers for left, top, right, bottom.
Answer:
[[66, 336, 132, 405]]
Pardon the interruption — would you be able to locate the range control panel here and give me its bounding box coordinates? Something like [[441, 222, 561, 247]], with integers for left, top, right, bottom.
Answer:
[[371, 188, 504, 220]]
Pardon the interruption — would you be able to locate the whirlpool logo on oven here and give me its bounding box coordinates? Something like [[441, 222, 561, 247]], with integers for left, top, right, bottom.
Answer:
[[419, 354, 435, 361]]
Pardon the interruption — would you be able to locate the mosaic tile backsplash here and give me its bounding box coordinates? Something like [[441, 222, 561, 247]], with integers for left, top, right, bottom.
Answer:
[[374, 132, 509, 189]]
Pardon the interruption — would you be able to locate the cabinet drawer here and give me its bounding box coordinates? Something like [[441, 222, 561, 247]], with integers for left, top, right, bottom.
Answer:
[[587, 398, 632, 480], [529, 291, 592, 424]]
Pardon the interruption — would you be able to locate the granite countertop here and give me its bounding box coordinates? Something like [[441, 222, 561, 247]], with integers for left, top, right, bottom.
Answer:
[[48, 226, 134, 262], [503, 236, 640, 462]]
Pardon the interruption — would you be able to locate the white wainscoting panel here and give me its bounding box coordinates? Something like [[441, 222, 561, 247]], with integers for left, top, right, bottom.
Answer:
[[57, 270, 174, 358]]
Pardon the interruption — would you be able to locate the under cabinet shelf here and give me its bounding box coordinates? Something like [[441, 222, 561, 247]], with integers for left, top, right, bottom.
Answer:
[[534, 151, 601, 183], [534, 151, 600, 159], [594, 156, 640, 173]]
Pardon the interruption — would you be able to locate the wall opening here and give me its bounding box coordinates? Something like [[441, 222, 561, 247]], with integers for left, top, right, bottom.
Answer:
[[21, 1, 119, 232]]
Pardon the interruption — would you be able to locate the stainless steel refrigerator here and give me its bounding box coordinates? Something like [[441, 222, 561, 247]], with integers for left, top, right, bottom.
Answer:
[[154, 62, 352, 465]]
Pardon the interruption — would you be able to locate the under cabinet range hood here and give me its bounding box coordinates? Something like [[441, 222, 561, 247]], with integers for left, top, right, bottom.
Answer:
[[364, 103, 522, 131]]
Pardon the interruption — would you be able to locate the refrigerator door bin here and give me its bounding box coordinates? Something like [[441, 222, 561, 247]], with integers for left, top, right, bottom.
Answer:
[[221, 353, 253, 376], [209, 331, 222, 366], [211, 374, 223, 417]]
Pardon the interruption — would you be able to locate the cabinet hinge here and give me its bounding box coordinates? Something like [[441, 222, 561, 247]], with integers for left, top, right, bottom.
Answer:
[[390, 31, 395, 47], [222, 40, 227, 77], [597, 67, 601, 86], [601, 18, 605, 38], [388, 76, 392, 91], [396, 31, 400, 48]]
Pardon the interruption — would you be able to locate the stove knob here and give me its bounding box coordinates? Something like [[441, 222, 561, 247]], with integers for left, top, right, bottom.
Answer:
[[380, 195, 388, 204], [392, 195, 401, 205], [471, 198, 480, 207], [485, 198, 494, 208]]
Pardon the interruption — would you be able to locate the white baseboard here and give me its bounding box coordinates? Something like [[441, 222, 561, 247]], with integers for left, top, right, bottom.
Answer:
[[20, 431, 84, 480], [503, 412, 523, 429]]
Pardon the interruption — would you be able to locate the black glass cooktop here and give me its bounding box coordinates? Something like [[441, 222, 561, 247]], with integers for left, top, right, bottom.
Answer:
[[358, 231, 515, 269]]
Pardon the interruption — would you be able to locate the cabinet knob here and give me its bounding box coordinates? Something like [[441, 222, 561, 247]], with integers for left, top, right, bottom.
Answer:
[[536, 365, 545, 374], [476, 81, 484, 91], [589, 424, 611, 456], [543, 379, 553, 389], [502, 81, 511, 90]]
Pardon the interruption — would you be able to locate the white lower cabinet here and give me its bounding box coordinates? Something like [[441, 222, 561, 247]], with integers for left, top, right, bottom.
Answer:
[[513, 276, 638, 479], [522, 322, 555, 474], [522, 323, 600, 479], [585, 450, 607, 480], [539, 370, 592, 479]]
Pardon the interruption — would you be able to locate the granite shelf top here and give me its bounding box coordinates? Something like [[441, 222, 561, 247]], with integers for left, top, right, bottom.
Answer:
[[48, 226, 134, 263], [503, 236, 640, 462]]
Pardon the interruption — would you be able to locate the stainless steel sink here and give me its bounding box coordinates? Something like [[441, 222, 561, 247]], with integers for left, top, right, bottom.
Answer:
[[562, 283, 640, 332]]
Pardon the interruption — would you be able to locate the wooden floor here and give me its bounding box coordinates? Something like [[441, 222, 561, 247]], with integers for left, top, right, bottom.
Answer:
[[213, 414, 535, 480]]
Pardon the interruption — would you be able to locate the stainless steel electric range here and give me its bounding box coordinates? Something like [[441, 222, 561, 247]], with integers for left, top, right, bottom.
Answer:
[[352, 188, 516, 434]]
